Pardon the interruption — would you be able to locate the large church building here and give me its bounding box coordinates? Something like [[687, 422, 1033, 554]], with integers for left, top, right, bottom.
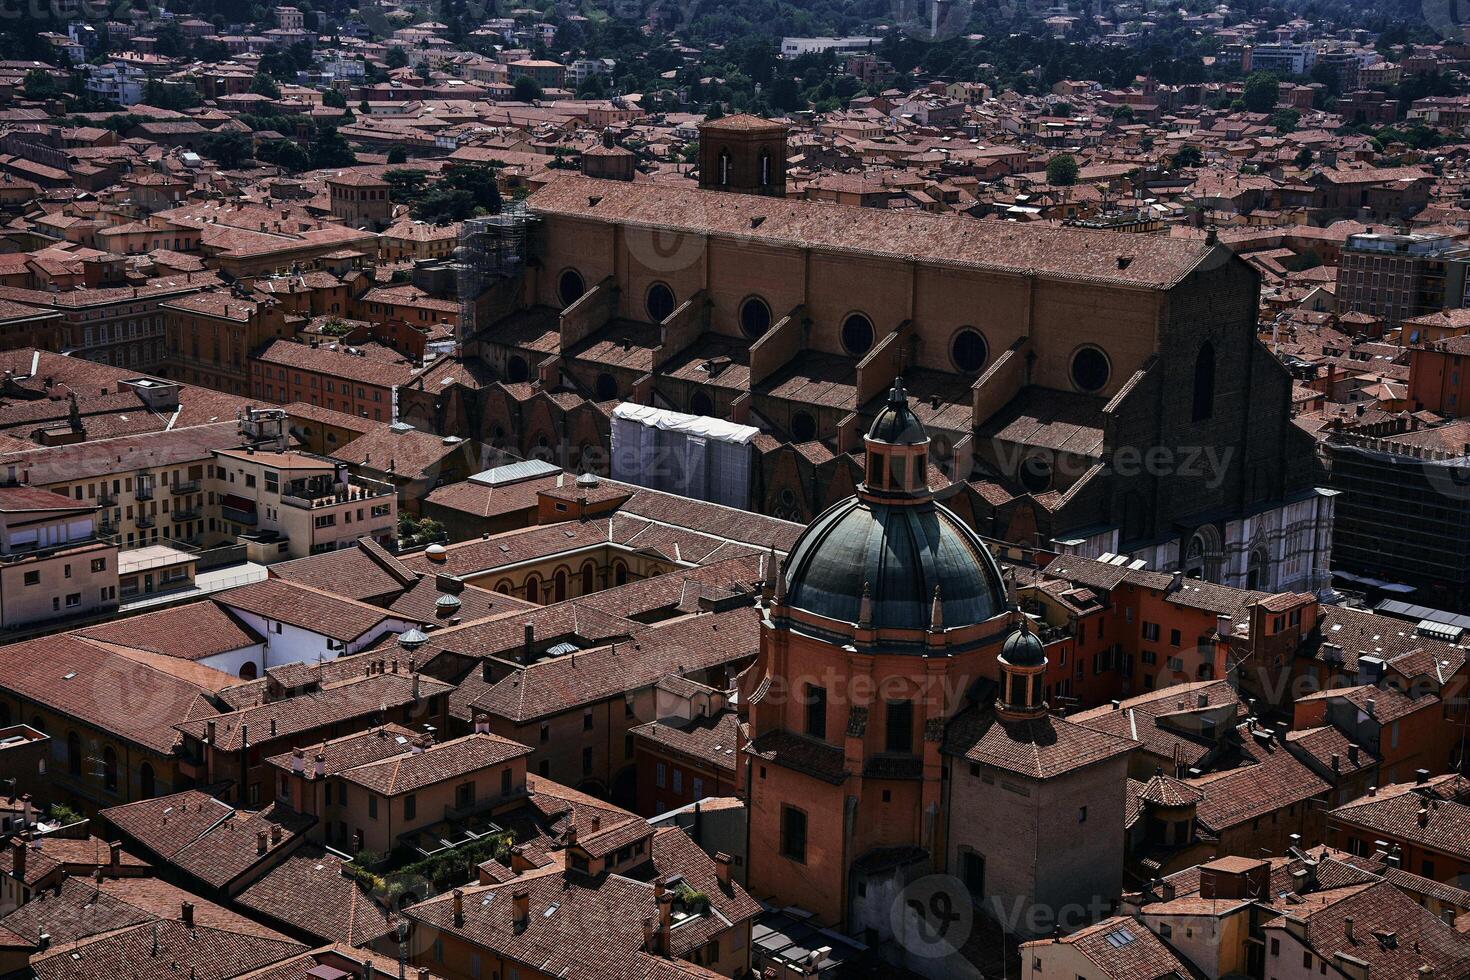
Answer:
[[427, 113, 1332, 598]]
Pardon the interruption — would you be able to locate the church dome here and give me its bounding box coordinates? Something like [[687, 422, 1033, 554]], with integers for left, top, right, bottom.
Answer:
[[1000, 621, 1046, 668], [782, 495, 1007, 631], [866, 379, 927, 446]]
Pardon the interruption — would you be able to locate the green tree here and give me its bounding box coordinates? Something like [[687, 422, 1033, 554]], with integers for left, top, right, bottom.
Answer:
[[385, 47, 408, 69], [202, 130, 254, 168], [1170, 145, 1203, 169], [576, 73, 606, 99], [412, 162, 502, 222], [1045, 153, 1079, 186], [258, 138, 311, 172], [1293, 147, 1313, 169], [24, 69, 62, 100], [512, 75, 543, 102], [1268, 108, 1300, 133], [385, 167, 429, 202], [322, 88, 347, 108], [250, 72, 281, 98], [386, 145, 408, 164], [1242, 71, 1279, 114], [309, 123, 356, 169]]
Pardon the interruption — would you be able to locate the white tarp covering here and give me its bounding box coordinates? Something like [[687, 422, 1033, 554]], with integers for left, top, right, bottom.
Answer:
[[610, 403, 758, 509]]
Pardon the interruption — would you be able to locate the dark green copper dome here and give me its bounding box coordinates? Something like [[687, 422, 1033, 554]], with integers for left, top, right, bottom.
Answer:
[[1000, 621, 1046, 668], [782, 495, 1007, 631]]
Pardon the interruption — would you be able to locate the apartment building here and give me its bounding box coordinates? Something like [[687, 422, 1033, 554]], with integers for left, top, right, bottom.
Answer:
[[160, 287, 302, 395], [0, 272, 219, 373], [1335, 232, 1470, 330], [209, 444, 396, 562], [2, 421, 244, 551], [252, 338, 415, 422], [0, 485, 118, 629], [269, 723, 532, 855]]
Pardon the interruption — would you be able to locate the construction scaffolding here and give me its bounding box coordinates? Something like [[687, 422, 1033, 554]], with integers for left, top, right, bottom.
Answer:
[[456, 202, 535, 342]]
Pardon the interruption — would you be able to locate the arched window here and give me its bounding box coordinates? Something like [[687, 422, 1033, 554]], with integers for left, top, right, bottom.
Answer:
[[495, 580, 512, 594], [1192, 342, 1215, 422], [139, 762, 156, 799], [103, 746, 117, 793], [67, 731, 82, 777], [646, 283, 676, 323], [760, 150, 772, 186], [718, 149, 731, 186], [595, 373, 618, 401], [690, 390, 714, 416], [525, 575, 540, 603], [507, 355, 529, 383], [239, 661, 258, 680], [554, 569, 568, 602], [613, 561, 628, 586], [581, 562, 595, 594], [841, 313, 874, 356]]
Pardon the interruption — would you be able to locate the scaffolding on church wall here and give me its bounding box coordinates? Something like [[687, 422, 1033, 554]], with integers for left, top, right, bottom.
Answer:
[[456, 202, 534, 342]]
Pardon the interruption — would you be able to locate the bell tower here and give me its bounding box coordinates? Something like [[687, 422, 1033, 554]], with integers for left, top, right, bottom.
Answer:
[[697, 113, 788, 197]]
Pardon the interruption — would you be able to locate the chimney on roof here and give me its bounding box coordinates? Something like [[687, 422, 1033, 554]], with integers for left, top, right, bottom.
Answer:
[[642, 915, 657, 953], [1217, 613, 1232, 636], [1331, 753, 1341, 773], [1348, 743, 1360, 764], [1365, 698, 1376, 717], [241, 723, 249, 749], [270, 824, 282, 845], [1416, 768, 1430, 784], [314, 753, 326, 778], [512, 888, 530, 932], [11, 839, 23, 879], [715, 852, 732, 887], [523, 623, 534, 664], [656, 888, 673, 954], [474, 713, 489, 735], [206, 719, 217, 744], [481, 659, 493, 684], [108, 841, 120, 872], [291, 747, 304, 773], [565, 818, 577, 847], [451, 888, 464, 927], [1418, 806, 1430, 827], [1345, 915, 1355, 942], [181, 901, 194, 929], [256, 830, 268, 855], [412, 671, 421, 702]]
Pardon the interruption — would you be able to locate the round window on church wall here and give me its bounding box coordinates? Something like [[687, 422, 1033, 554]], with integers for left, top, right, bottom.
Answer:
[[558, 269, 585, 308], [951, 328, 988, 373], [739, 296, 772, 339], [1070, 345, 1111, 393], [791, 411, 817, 442], [646, 283, 676, 323], [841, 313, 874, 357]]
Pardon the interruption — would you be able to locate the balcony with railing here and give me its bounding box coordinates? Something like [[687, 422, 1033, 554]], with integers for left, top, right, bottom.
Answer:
[[281, 473, 395, 510], [136, 515, 155, 529], [136, 484, 155, 501], [170, 479, 202, 495]]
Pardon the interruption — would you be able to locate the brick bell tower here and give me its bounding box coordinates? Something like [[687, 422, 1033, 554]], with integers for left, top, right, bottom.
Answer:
[[697, 113, 788, 197]]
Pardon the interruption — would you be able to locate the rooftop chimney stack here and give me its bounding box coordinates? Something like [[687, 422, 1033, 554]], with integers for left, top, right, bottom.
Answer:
[[715, 852, 732, 887], [181, 901, 194, 928], [256, 830, 268, 855], [512, 888, 530, 931], [452, 888, 464, 927]]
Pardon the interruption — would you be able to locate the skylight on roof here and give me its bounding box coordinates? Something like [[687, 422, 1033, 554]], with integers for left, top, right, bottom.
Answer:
[[1104, 927, 1135, 948]]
